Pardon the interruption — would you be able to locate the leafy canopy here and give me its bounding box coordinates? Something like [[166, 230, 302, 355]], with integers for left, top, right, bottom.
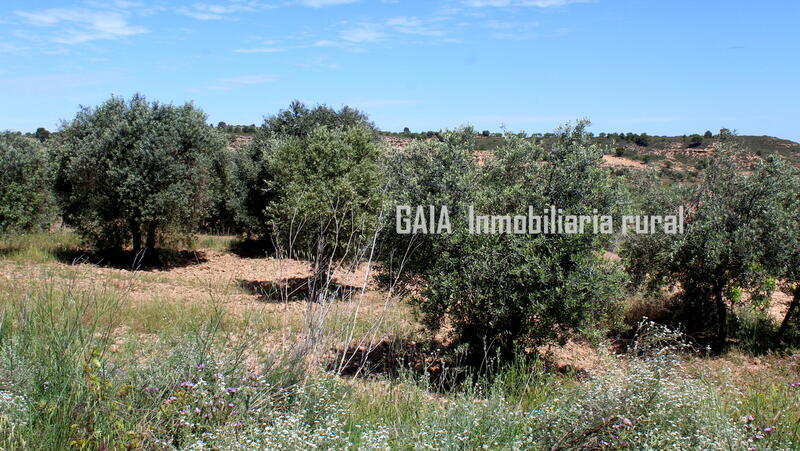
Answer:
[[52, 94, 226, 253], [623, 134, 800, 352], [410, 121, 629, 361], [0, 132, 56, 234]]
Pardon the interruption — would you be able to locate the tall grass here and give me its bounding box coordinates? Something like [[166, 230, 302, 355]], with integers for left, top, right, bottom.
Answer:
[[1, 236, 799, 449], [0, 231, 81, 264]]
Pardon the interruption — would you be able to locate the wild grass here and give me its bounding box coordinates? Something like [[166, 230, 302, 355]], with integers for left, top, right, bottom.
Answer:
[[0, 230, 81, 264], [192, 235, 237, 253], [0, 234, 799, 449]]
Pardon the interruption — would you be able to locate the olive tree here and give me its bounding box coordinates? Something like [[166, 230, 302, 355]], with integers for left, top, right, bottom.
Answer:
[[0, 132, 57, 234], [239, 101, 377, 238], [754, 159, 800, 343], [413, 121, 629, 363], [381, 127, 479, 276], [52, 94, 226, 254], [623, 136, 799, 353], [249, 123, 384, 300], [259, 100, 375, 139]]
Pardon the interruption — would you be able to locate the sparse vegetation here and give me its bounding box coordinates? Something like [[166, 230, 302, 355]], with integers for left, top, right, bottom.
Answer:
[[2, 96, 800, 449]]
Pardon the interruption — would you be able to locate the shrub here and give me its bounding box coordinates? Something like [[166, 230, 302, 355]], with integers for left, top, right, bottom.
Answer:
[[33, 127, 51, 143], [0, 132, 56, 234], [622, 140, 800, 353], [381, 127, 479, 276], [688, 134, 704, 148], [413, 121, 629, 362], [259, 100, 374, 140], [239, 102, 377, 238], [255, 125, 385, 300], [201, 148, 251, 235], [52, 94, 226, 254], [531, 324, 748, 450], [633, 133, 650, 147]]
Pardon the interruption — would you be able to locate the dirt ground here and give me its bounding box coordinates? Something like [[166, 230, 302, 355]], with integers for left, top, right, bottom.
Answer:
[[1, 238, 796, 383]]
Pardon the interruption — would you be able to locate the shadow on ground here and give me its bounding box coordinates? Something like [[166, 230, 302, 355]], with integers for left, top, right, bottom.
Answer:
[[228, 238, 276, 259], [238, 276, 362, 303], [328, 339, 469, 391], [52, 247, 208, 271]]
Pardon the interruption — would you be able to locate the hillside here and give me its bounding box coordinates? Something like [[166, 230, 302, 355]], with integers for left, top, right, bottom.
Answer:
[[223, 130, 800, 183], [378, 132, 800, 182]]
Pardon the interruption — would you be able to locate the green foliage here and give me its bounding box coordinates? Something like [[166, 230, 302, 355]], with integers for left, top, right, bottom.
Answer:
[[259, 100, 375, 140], [244, 117, 385, 300], [239, 101, 378, 239], [0, 132, 57, 234], [411, 121, 629, 362], [688, 134, 704, 148], [382, 127, 479, 275], [33, 127, 51, 143], [633, 133, 650, 147], [623, 140, 800, 352], [201, 147, 252, 234], [261, 125, 384, 260], [52, 94, 226, 254]]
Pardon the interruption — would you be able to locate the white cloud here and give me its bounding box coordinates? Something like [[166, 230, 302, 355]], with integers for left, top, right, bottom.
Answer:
[[235, 47, 285, 53], [313, 40, 340, 47], [179, 10, 225, 20], [386, 17, 446, 36], [296, 0, 361, 6], [340, 24, 385, 43], [178, 2, 272, 20], [15, 8, 148, 44], [0, 43, 22, 53], [463, 0, 590, 7], [483, 19, 544, 39], [207, 74, 276, 90]]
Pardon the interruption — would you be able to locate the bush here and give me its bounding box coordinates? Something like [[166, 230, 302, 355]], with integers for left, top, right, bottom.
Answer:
[[200, 148, 251, 235], [633, 133, 650, 147], [0, 132, 56, 234], [52, 94, 226, 255], [253, 124, 385, 300], [382, 127, 479, 275], [239, 102, 377, 239], [412, 121, 629, 362], [622, 141, 800, 353], [259, 100, 374, 140]]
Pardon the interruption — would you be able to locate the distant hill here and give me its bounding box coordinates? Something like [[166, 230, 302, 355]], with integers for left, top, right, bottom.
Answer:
[[378, 131, 800, 182], [222, 128, 799, 182]]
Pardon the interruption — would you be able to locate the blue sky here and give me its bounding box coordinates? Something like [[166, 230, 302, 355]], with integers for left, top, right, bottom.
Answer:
[[1, 0, 798, 140]]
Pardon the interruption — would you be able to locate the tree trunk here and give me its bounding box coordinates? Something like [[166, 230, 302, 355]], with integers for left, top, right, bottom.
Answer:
[[777, 286, 800, 342], [145, 223, 157, 251], [712, 284, 727, 354], [130, 219, 142, 255]]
